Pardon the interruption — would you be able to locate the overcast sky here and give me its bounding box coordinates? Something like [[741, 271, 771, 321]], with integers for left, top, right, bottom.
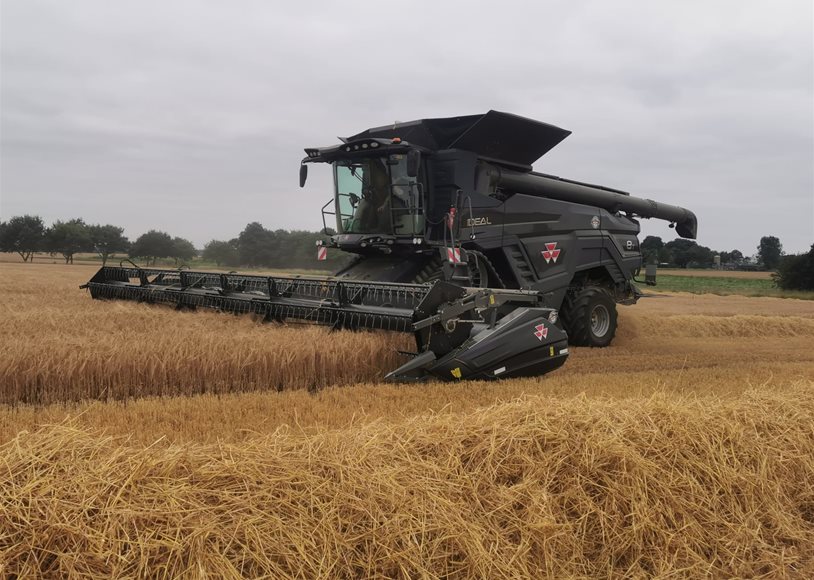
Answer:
[[1, 0, 812, 254]]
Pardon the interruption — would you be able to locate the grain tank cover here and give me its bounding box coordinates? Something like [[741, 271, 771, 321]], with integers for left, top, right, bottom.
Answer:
[[347, 110, 571, 167]]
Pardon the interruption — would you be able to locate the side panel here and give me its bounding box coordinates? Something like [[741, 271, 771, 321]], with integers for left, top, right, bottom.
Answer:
[[457, 191, 504, 250], [500, 194, 642, 307], [502, 194, 604, 292], [600, 211, 642, 280]]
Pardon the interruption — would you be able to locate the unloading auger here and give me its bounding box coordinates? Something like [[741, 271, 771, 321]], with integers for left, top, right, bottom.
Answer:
[[82, 264, 568, 381]]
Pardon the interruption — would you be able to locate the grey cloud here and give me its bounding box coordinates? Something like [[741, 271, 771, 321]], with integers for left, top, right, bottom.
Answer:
[[1, 0, 812, 253]]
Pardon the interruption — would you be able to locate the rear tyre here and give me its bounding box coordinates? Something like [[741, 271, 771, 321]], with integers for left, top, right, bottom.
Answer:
[[560, 287, 617, 347]]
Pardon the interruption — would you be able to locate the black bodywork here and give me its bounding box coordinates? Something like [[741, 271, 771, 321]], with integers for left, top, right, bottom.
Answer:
[[301, 111, 697, 331]]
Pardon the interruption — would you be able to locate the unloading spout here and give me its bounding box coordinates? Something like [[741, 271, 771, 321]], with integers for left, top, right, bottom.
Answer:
[[493, 169, 698, 239]]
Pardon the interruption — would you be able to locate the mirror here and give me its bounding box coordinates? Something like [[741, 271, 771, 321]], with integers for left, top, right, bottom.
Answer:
[[299, 164, 308, 188], [406, 150, 421, 177]]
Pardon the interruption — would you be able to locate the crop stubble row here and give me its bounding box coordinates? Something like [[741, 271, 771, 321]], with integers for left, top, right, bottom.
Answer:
[[2, 386, 813, 577]]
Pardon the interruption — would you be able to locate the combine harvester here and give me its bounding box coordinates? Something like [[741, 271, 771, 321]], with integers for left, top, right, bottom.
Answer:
[[84, 111, 696, 381]]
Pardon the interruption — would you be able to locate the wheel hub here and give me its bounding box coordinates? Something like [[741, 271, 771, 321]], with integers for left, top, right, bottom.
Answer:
[[590, 304, 611, 338]]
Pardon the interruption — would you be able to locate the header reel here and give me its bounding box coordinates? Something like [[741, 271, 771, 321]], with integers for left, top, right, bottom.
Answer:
[[83, 265, 568, 382]]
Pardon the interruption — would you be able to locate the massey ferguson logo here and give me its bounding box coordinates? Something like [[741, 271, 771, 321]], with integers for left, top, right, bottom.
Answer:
[[534, 323, 548, 341], [541, 242, 561, 264]]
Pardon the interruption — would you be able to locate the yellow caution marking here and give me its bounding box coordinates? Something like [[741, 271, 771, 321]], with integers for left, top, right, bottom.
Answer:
[[451, 367, 462, 379], [489, 294, 495, 305], [549, 346, 555, 357]]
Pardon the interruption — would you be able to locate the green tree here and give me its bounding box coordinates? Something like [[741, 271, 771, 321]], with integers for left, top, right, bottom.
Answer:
[[664, 239, 698, 268], [171, 237, 197, 265], [773, 244, 814, 291], [662, 239, 715, 269], [757, 236, 783, 270], [46, 219, 94, 264], [719, 249, 744, 265], [129, 230, 174, 266], [0, 215, 46, 262], [640, 236, 663, 264], [657, 246, 673, 264], [89, 224, 129, 265], [203, 240, 239, 267], [237, 222, 277, 267]]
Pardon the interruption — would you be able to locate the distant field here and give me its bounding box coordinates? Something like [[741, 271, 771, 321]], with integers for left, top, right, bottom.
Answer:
[[657, 268, 772, 279], [653, 269, 813, 299]]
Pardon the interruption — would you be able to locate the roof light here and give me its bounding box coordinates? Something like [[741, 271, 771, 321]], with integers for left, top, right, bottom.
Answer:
[[361, 143, 368, 149], [345, 146, 351, 152], [370, 142, 379, 148]]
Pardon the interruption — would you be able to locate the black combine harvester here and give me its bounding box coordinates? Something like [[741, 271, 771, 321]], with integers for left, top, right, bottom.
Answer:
[[84, 111, 696, 381]]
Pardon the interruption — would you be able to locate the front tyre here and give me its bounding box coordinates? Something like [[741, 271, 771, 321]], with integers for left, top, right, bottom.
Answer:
[[560, 287, 617, 347]]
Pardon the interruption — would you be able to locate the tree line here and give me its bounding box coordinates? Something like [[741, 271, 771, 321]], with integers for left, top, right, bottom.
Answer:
[[0, 215, 348, 270], [0, 215, 196, 266], [200, 222, 350, 270], [641, 235, 784, 271], [2, 214, 810, 290], [0, 215, 131, 264], [641, 234, 813, 290]]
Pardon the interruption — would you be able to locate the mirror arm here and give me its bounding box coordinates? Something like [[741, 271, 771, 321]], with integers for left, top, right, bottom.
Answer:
[[299, 163, 308, 188]]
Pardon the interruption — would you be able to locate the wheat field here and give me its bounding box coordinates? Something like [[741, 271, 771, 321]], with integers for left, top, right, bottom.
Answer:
[[2, 262, 814, 577], [2, 263, 813, 411]]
